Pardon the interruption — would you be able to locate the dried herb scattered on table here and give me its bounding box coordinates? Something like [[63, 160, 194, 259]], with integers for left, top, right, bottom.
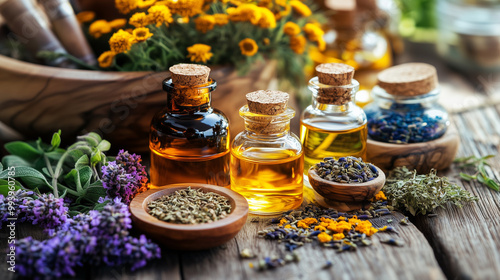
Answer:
[[454, 155, 499, 191], [383, 167, 478, 216], [313, 156, 379, 183], [148, 187, 231, 224]]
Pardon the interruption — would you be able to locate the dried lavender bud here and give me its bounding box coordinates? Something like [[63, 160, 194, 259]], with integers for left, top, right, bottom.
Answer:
[[313, 156, 379, 183], [147, 187, 231, 224], [383, 167, 477, 216], [366, 103, 447, 143], [23, 193, 68, 230]]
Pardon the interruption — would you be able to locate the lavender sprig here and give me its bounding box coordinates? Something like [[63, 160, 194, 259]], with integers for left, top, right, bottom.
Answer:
[[0, 190, 34, 228], [15, 198, 161, 279], [101, 150, 148, 204]]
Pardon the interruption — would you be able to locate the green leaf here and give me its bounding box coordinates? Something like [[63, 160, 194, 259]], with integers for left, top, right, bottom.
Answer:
[[45, 149, 66, 161], [64, 169, 79, 188], [78, 166, 92, 189], [485, 179, 500, 191], [75, 155, 90, 169], [50, 130, 61, 150], [96, 140, 111, 152], [68, 149, 85, 162], [2, 155, 32, 168], [460, 173, 476, 181], [0, 166, 52, 188], [477, 173, 487, 184], [4, 141, 42, 162], [0, 162, 3, 171], [83, 181, 106, 203], [90, 151, 102, 165], [0, 180, 23, 196]]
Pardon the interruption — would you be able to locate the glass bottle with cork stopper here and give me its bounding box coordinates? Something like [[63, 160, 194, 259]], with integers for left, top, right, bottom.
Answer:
[[150, 64, 230, 187], [230, 90, 303, 215], [301, 63, 367, 184], [364, 63, 454, 173]]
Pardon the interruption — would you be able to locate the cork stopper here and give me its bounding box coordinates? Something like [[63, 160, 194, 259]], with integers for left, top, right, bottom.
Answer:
[[246, 90, 289, 115], [244, 90, 291, 134], [315, 63, 355, 105], [377, 63, 438, 96], [169, 64, 210, 86]]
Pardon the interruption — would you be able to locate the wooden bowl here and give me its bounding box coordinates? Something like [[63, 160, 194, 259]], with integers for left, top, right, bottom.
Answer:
[[129, 183, 249, 250], [0, 54, 278, 153], [366, 125, 460, 173], [307, 165, 386, 202]]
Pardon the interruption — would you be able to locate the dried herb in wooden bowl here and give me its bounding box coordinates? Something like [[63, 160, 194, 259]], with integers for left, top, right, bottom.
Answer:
[[147, 187, 232, 224]]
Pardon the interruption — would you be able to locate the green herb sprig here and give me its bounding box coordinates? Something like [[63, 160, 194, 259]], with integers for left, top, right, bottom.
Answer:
[[454, 155, 499, 191], [0, 130, 110, 214], [383, 167, 477, 216]]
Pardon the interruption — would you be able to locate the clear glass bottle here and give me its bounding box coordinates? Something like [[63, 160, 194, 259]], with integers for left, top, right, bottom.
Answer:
[[300, 67, 367, 183], [230, 92, 303, 215], [364, 86, 449, 144], [149, 67, 230, 188]]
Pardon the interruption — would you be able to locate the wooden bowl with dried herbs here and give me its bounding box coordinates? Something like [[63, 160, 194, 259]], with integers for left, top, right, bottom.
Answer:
[[308, 157, 386, 202], [129, 184, 249, 250]]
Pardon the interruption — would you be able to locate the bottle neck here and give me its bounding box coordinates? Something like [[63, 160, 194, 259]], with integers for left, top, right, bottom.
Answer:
[[163, 79, 216, 113], [313, 99, 352, 112], [244, 119, 290, 138]]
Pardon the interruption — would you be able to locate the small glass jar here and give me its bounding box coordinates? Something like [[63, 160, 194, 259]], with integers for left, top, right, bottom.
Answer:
[[230, 105, 303, 215], [364, 86, 449, 143], [301, 77, 367, 175]]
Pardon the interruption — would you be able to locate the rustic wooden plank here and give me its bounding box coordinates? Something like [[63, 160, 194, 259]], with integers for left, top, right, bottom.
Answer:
[[412, 108, 500, 280]]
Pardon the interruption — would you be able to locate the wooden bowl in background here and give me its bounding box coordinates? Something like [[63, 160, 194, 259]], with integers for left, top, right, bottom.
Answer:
[[0, 54, 278, 154], [308, 165, 386, 202], [129, 183, 249, 251]]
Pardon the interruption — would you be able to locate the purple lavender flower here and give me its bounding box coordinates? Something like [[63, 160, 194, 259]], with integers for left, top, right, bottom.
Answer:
[[0, 189, 34, 228], [15, 197, 161, 279], [22, 193, 68, 230], [101, 150, 149, 204]]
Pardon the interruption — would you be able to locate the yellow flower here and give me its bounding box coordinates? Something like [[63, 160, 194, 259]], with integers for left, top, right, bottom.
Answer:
[[257, 7, 276, 28], [374, 191, 387, 201], [303, 23, 324, 42], [109, 29, 133, 53], [194, 15, 215, 33], [76, 11, 95, 24], [187, 44, 213, 63], [109, 18, 127, 30], [333, 233, 345, 240], [276, 4, 291, 20], [263, 38, 270, 45], [148, 4, 174, 27], [317, 37, 326, 51], [239, 38, 258, 56], [89, 20, 112, 38], [318, 232, 332, 243], [283, 22, 300, 36], [115, 0, 137, 15], [137, 0, 157, 9], [229, 4, 261, 25], [213, 14, 229, 26], [290, 0, 311, 17], [132, 27, 153, 42], [98, 51, 115, 68], [163, 0, 204, 18], [129, 12, 150, 28], [289, 35, 306, 54]]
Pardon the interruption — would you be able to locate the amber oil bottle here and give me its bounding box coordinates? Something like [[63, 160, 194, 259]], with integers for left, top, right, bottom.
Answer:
[[231, 90, 303, 215], [150, 64, 230, 187], [301, 63, 367, 185]]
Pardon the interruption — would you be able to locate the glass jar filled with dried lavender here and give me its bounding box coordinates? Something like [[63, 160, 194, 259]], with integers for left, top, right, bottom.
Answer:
[[364, 63, 449, 144]]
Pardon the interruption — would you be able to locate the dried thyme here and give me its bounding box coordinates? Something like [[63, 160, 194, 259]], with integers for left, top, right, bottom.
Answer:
[[147, 187, 231, 224], [313, 156, 379, 183], [383, 167, 478, 216]]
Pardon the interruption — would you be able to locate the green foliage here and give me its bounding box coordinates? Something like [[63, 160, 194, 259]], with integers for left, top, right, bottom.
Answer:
[[455, 155, 499, 191], [0, 130, 112, 214]]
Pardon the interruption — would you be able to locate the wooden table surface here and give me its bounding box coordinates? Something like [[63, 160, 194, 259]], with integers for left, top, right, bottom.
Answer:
[[1, 42, 500, 280]]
